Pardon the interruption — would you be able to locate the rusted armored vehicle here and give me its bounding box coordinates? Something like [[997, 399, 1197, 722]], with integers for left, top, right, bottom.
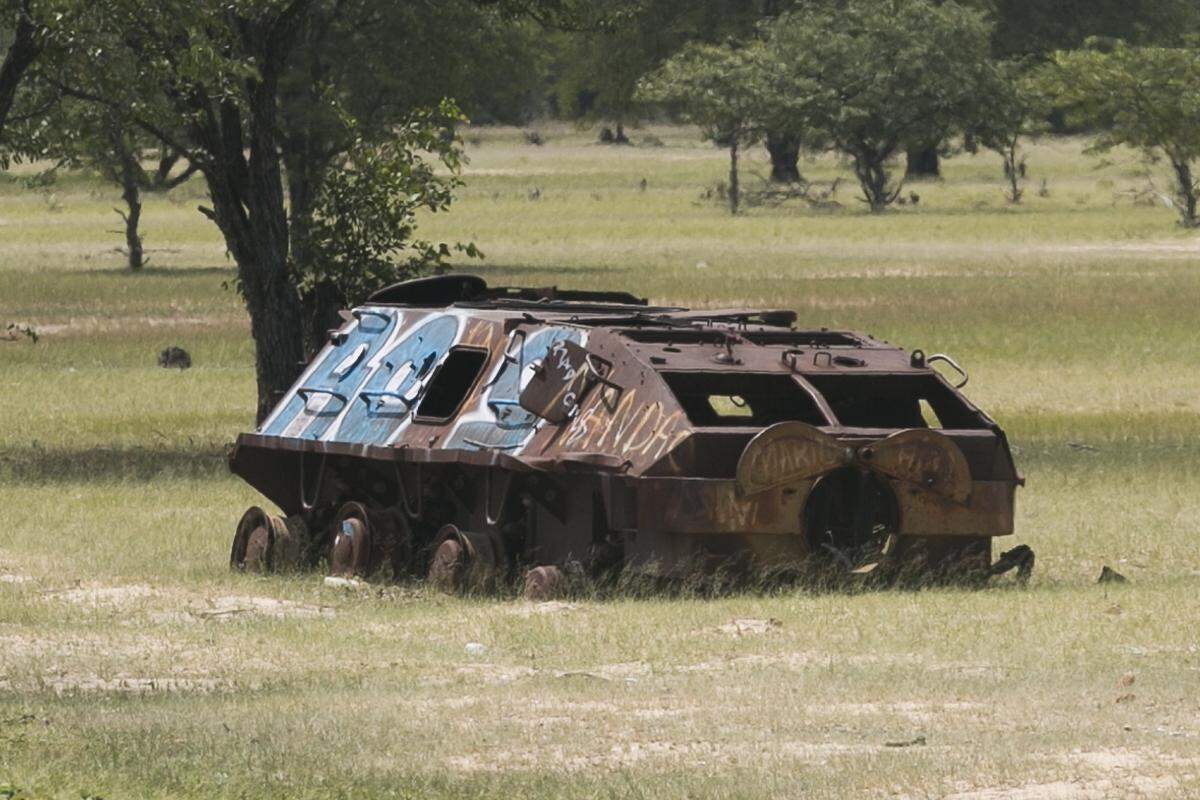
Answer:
[[229, 274, 1027, 594]]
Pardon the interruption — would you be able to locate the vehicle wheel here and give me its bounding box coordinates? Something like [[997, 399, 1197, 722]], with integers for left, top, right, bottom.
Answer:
[[231, 506, 277, 572], [329, 502, 374, 577], [522, 565, 565, 601], [427, 527, 467, 592]]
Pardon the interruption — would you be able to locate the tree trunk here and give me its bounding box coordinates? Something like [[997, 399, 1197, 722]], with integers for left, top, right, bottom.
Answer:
[[1004, 143, 1023, 204], [0, 8, 42, 136], [765, 131, 802, 183], [614, 121, 630, 144], [853, 152, 894, 213], [728, 139, 739, 215], [1170, 158, 1197, 227], [905, 144, 940, 179], [118, 154, 144, 270], [197, 51, 307, 423]]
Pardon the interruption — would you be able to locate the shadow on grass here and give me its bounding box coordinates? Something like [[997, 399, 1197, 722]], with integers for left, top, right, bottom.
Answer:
[[0, 444, 229, 483], [77, 265, 235, 278]]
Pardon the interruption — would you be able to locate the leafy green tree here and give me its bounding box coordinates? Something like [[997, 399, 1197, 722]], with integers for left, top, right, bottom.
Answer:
[[969, 60, 1045, 203], [17, 0, 575, 422], [295, 101, 480, 320], [1043, 42, 1200, 227], [764, 0, 992, 212], [17, 100, 197, 269], [983, 0, 1200, 58], [638, 42, 767, 214]]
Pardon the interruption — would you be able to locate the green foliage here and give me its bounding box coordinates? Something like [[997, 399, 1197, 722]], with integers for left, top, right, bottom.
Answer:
[[968, 60, 1048, 202], [295, 100, 482, 308], [763, 0, 993, 211], [982, 0, 1200, 58], [638, 41, 767, 214], [637, 42, 765, 145], [1043, 42, 1200, 225], [549, 0, 769, 126]]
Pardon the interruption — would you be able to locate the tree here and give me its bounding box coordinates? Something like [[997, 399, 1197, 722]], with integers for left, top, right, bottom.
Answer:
[[984, 0, 1200, 59], [969, 60, 1045, 203], [638, 42, 767, 214], [1043, 42, 1200, 227], [18, 100, 198, 269], [765, 0, 993, 212], [26, 0, 573, 422]]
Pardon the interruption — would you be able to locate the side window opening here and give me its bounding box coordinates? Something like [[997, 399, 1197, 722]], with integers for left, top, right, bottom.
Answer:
[[708, 394, 754, 418], [415, 348, 489, 421], [660, 372, 827, 427], [804, 374, 986, 429]]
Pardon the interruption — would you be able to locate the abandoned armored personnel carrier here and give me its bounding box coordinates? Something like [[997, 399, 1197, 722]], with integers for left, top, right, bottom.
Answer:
[[229, 274, 1027, 594]]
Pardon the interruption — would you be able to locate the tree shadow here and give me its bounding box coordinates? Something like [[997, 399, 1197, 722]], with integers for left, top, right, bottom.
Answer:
[[0, 445, 230, 484], [77, 266, 235, 278]]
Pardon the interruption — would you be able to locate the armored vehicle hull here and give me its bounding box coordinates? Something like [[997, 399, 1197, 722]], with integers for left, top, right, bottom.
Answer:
[[229, 275, 1027, 594]]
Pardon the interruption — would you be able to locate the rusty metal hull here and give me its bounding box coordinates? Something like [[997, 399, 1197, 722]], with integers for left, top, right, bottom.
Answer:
[[228, 275, 1023, 585]]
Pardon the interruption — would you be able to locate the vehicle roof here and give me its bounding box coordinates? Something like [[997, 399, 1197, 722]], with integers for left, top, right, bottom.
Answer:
[[366, 274, 917, 373]]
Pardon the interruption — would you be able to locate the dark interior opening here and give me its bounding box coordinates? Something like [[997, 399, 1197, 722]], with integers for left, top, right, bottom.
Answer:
[[415, 348, 489, 421], [803, 467, 899, 567], [619, 328, 728, 344], [743, 330, 862, 347], [804, 373, 987, 429], [660, 372, 827, 427]]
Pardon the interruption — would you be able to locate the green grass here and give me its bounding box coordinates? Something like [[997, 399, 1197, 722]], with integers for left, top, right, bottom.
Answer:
[[1, 125, 1199, 799]]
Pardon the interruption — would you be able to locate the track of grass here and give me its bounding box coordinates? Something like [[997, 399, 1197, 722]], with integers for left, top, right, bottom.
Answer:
[[1, 125, 1199, 798]]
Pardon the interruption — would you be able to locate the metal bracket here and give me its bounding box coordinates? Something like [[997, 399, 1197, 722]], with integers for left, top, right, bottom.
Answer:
[[298, 452, 327, 512], [358, 390, 413, 414], [393, 459, 423, 520], [927, 353, 969, 388], [297, 387, 348, 414]]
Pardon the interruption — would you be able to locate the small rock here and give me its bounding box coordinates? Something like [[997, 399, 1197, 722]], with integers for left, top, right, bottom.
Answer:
[[464, 642, 487, 657], [323, 575, 364, 590]]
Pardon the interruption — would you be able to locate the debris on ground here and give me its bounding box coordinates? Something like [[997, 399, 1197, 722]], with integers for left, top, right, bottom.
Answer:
[[715, 618, 782, 637], [884, 735, 927, 748], [157, 345, 191, 369], [989, 545, 1035, 584]]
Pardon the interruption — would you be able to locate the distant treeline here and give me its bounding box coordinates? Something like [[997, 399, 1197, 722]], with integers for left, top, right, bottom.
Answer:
[[1, 0, 1197, 418]]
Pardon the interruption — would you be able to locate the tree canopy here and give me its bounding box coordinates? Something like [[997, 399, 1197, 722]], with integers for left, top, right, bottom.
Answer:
[[763, 0, 993, 211], [1044, 42, 1200, 226]]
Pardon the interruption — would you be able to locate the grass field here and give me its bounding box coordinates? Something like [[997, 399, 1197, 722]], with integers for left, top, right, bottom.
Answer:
[[1, 124, 1199, 799]]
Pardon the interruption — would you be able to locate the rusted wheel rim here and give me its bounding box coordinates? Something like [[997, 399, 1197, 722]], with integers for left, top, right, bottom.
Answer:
[[522, 565, 565, 601], [231, 506, 273, 572], [243, 524, 272, 572], [428, 536, 467, 592], [329, 516, 371, 577]]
